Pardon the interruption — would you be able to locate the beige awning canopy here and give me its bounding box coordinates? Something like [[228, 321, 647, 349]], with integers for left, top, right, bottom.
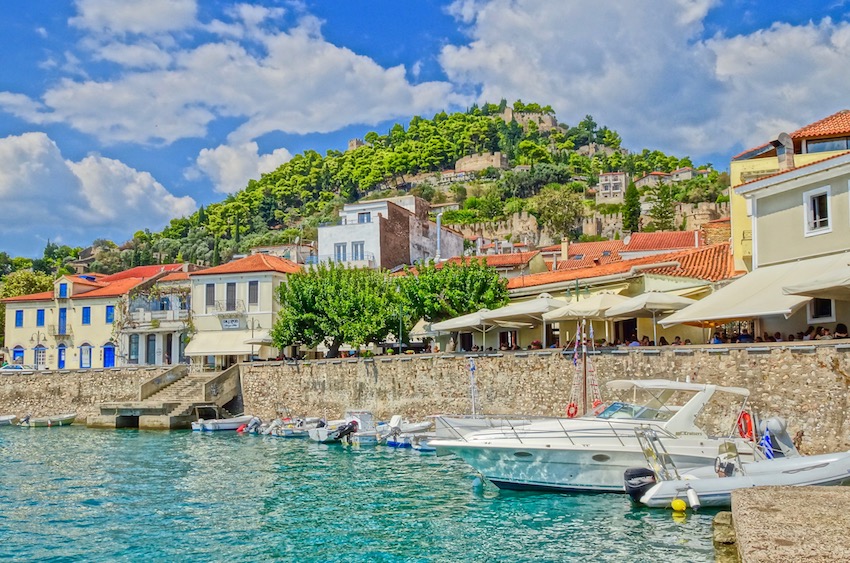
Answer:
[[184, 330, 261, 356], [543, 293, 630, 321], [782, 263, 850, 301], [660, 253, 850, 327]]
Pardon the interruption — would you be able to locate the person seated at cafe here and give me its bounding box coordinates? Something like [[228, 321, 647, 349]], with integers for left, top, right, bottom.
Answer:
[[835, 323, 848, 339], [658, 336, 669, 346], [671, 336, 682, 345], [710, 332, 723, 344], [738, 329, 754, 343]]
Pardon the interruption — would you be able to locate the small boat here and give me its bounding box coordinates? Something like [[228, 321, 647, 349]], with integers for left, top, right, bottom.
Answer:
[[269, 416, 322, 438], [192, 414, 255, 432], [0, 414, 19, 426], [625, 422, 850, 509], [308, 411, 380, 446], [18, 413, 76, 427], [381, 415, 434, 449]]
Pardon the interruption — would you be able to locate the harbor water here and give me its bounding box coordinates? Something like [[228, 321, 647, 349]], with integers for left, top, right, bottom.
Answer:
[[0, 427, 715, 562]]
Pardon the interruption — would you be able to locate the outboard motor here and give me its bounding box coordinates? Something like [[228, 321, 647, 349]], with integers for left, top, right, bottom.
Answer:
[[246, 416, 262, 434], [316, 418, 327, 429], [624, 467, 657, 503], [758, 417, 800, 458], [336, 420, 359, 441]]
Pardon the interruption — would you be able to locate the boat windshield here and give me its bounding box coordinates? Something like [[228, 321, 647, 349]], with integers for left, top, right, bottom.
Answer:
[[595, 401, 674, 421]]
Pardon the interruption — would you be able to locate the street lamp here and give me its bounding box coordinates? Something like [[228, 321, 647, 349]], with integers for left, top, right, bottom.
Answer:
[[30, 331, 48, 369], [248, 319, 261, 362]]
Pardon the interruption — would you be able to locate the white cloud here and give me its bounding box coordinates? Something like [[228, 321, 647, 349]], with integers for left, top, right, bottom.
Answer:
[[0, 132, 196, 256], [192, 142, 293, 193], [70, 0, 197, 35], [439, 1, 850, 160], [1, 10, 460, 147]]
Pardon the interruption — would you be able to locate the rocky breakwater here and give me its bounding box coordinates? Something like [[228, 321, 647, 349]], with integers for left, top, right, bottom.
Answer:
[[0, 368, 148, 421], [242, 343, 850, 453]]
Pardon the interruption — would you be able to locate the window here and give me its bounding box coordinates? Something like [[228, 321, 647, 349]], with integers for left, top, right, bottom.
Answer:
[[806, 137, 850, 154], [105, 305, 115, 324], [357, 212, 371, 224], [58, 283, 68, 298], [80, 344, 92, 369], [14, 310, 23, 327], [129, 334, 140, 364], [248, 281, 259, 306], [205, 283, 215, 309], [804, 186, 831, 235], [808, 298, 835, 323], [226, 282, 236, 311], [82, 306, 91, 325], [12, 346, 24, 363], [334, 243, 347, 262], [352, 241, 365, 261], [36, 309, 45, 327]]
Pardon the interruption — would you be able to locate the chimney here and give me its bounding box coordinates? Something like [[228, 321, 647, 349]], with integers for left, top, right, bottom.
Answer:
[[560, 240, 569, 261], [774, 132, 795, 172]]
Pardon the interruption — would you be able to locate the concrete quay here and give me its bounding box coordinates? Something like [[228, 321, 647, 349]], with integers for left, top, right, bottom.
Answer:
[[730, 487, 850, 562]]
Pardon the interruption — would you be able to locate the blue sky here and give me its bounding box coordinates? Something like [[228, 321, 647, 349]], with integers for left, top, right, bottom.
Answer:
[[1, 0, 849, 259]]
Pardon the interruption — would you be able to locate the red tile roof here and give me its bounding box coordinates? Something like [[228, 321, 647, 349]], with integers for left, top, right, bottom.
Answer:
[[442, 251, 540, 269], [623, 231, 701, 251], [66, 275, 108, 288], [190, 253, 301, 276], [98, 263, 186, 282], [75, 277, 148, 298], [539, 240, 625, 255], [159, 272, 190, 282], [731, 142, 774, 161], [1, 291, 55, 303], [641, 243, 736, 282], [556, 254, 622, 271], [790, 109, 850, 140], [507, 244, 734, 290]]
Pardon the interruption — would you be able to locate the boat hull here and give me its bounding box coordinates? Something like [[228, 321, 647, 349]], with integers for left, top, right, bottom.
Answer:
[[19, 414, 76, 427], [0, 415, 17, 426], [195, 415, 254, 431], [638, 452, 850, 508]]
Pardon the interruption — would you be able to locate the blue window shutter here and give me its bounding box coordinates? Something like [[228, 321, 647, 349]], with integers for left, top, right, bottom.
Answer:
[[36, 309, 45, 327], [15, 310, 23, 327], [82, 307, 91, 325], [105, 305, 115, 324]]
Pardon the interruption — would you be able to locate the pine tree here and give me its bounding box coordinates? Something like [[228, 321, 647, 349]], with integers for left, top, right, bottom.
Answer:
[[647, 182, 676, 231], [623, 182, 641, 232]]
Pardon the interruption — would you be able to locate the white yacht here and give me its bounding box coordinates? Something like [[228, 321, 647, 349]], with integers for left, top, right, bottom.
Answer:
[[430, 379, 765, 493]]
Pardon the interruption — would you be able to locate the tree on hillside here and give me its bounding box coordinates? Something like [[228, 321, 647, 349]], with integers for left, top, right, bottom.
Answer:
[[646, 182, 676, 231], [0, 270, 54, 347], [623, 182, 641, 232], [528, 184, 586, 239], [400, 259, 509, 323], [272, 263, 401, 358]]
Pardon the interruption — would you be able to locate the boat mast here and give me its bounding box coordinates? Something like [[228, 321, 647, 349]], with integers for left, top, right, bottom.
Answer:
[[582, 318, 588, 415]]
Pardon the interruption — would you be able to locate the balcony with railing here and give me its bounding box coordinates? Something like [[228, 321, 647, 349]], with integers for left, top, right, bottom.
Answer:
[[210, 299, 246, 316], [48, 324, 72, 337], [129, 296, 191, 324]]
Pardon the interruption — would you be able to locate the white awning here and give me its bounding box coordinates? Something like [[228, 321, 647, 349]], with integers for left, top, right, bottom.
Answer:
[[782, 263, 850, 301], [184, 330, 257, 356], [430, 310, 495, 332], [479, 294, 567, 323], [660, 253, 850, 327]]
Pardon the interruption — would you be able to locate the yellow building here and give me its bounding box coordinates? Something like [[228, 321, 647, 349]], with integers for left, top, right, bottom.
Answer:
[[730, 109, 850, 271], [2, 265, 194, 370], [184, 253, 301, 371]]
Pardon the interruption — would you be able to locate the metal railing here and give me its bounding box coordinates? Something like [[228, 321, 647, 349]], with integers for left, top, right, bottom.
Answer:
[[213, 299, 245, 313], [304, 252, 376, 266]]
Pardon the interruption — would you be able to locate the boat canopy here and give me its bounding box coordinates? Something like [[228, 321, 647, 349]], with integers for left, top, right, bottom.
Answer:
[[606, 379, 749, 397]]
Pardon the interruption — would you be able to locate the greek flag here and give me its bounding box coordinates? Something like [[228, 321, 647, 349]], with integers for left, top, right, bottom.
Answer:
[[759, 428, 775, 459]]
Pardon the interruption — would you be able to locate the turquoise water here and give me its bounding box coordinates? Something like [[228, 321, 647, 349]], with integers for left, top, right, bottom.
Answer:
[[0, 427, 715, 562]]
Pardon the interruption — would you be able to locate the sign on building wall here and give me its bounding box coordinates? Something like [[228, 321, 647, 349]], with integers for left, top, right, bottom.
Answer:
[[221, 319, 240, 329]]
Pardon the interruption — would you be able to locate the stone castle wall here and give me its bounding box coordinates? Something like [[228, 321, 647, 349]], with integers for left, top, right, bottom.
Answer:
[[3, 345, 849, 455], [455, 152, 508, 172], [240, 344, 850, 454]]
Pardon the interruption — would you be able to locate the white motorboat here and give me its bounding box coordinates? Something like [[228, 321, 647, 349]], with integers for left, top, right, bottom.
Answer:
[[430, 379, 765, 493], [269, 416, 322, 438], [308, 411, 380, 446], [381, 415, 434, 448], [192, 414, 254, 432], [0, 414, 18, 426], [626, 424, 850, 508]]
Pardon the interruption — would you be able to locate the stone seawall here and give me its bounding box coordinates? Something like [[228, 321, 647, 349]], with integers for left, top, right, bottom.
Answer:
[[0, 368, 151, 420], [241, 344, 850, 454]]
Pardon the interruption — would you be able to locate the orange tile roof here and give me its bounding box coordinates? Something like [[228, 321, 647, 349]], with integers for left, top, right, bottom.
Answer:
[[66, 275, 108, 288], [99, 263, 185, 282], [735, 151, 850, 190], [159, 272, 190, 282], [506, 244, 734, 290], [624, 231, 701, 251], [556, 254, 622, 271], [790, 109, 850, 140], [731, 142, 774, 161], [75, 277, 148, 298], [442, 251, 540, 269], [191, 253, 301, 276], [641, 243, 736, 282], [1, 291, 55, 303]]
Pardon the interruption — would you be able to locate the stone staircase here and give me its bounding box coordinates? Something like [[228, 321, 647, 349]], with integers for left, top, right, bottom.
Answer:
[[87, 365, 242, 430]]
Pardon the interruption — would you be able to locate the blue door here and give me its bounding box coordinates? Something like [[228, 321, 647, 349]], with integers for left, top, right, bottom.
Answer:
[[57, 344, 66, 369], [103, 344, 115, 368], [58, 308, 67, 335]]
